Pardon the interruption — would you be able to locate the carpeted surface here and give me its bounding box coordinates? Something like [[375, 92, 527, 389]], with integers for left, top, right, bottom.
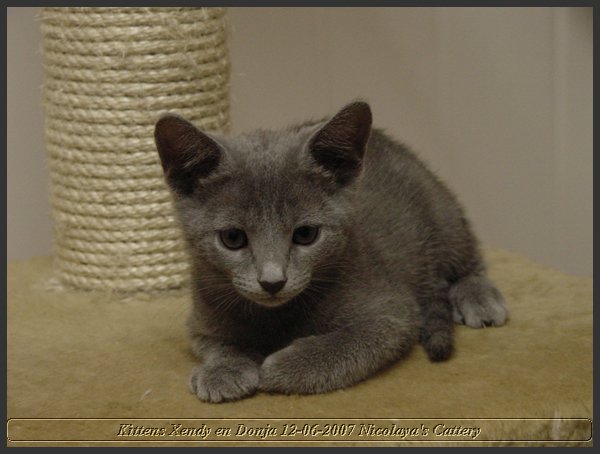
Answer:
[[7, 248, 593, 446]]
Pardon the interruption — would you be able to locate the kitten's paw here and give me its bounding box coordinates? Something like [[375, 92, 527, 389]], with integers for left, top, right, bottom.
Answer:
[[189, 359, 259, 403], [259, 345, 299, 394], [259, 342, 328, 395], [449, 275, 508, 328]]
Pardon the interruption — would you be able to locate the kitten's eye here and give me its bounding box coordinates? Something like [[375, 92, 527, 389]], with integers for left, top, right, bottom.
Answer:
[[219, 228, 248, 250], [292, 225, 320, 245]]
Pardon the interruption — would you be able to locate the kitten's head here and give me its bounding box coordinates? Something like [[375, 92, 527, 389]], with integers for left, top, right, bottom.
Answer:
[[155, 102, 372, 308]]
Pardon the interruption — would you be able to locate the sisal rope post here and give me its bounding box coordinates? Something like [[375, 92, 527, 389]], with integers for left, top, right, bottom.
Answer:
[[41, 7, 230, 292]]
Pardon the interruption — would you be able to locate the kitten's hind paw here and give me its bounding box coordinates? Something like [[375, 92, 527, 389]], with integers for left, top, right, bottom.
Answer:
[[189, 359, 259, 403], [449, 275, 508, 328]]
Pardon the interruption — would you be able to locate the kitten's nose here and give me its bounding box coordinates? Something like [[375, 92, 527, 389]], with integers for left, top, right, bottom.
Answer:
[[258, 279, 287, 295], [258, 261, 287, 295]]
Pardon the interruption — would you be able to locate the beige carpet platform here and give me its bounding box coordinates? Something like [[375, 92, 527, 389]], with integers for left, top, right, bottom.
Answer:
[[7, 248, 593, 447]]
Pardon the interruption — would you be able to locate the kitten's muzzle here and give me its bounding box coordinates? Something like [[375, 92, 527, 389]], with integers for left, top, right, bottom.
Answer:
[[257, 260, 287, 295], [258, 278, 287, 295]]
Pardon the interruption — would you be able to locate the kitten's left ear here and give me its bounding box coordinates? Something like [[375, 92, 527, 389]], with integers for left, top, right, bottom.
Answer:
[[308, 101, 372, 186]]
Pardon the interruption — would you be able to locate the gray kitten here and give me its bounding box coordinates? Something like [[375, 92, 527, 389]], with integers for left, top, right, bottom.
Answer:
[[154, 101, 508, 403]]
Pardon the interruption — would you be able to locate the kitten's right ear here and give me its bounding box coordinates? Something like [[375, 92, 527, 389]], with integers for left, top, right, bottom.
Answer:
[[154, 115, 221, 196]]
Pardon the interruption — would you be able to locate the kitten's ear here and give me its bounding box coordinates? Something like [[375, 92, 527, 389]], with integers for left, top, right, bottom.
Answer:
[[308, 101, 372, 186], [154, 115, 221, 195]]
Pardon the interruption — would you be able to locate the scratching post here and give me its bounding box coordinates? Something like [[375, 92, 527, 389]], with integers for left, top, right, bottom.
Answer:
[[41, 7, 230, 292]]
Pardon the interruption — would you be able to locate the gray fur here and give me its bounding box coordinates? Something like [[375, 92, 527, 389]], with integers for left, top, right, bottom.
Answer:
[[154, 101, 508, 403], [450, 274, 508, 327]]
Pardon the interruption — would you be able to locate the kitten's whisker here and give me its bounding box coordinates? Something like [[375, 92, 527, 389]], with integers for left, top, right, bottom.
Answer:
[[303, 286, 329, 300], [210, 291, 242, 318], [210, 288, 239, 305], [310, 277, 348, 285]]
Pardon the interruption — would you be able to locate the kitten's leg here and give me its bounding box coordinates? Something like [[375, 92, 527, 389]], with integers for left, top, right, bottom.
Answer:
[[188, 335, 262, 403], [259, 301, 419, 395], [449, 267, 508, 328]]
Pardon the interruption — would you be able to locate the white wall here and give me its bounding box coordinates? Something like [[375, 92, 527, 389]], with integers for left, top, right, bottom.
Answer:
[[6, 7, 593, 277], [7, 7, 51, 263], [228, 7, 592, 276]]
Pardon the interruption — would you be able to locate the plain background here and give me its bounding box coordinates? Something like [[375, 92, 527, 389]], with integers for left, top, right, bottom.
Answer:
[[7, 7, 593, 277]]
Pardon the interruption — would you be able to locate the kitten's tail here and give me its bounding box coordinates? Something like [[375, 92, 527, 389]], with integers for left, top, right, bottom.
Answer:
[[419, 296, 454, 362]]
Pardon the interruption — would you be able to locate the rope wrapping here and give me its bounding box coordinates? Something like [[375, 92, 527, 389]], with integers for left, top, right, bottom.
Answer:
[[41, 7, 230, 292]]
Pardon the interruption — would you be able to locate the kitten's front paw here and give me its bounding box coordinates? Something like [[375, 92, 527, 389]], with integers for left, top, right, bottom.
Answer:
[[259, 340, 332, 395], [189, 359, 259, 403], [449, 276, 508, 328], [259, 346, 297, 394], [259, 343, 324, 394]]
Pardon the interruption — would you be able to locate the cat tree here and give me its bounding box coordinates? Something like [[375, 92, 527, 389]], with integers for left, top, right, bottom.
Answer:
[[41, 7, 230, 292]]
